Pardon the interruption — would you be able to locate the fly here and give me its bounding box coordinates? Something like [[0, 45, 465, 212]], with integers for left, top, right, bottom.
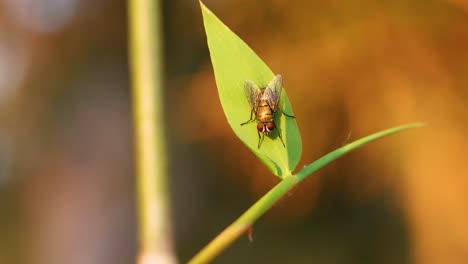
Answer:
[[241, 74, 295, 148]]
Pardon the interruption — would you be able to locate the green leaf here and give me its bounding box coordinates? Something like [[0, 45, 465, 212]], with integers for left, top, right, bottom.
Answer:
[[200, 1, 302, 178], [295, 122, 426, 182], [187, 122, 425, 264]]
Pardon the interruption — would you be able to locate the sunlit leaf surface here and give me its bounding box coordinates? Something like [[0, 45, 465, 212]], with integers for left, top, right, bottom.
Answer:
[[200, 2, 302, 178]]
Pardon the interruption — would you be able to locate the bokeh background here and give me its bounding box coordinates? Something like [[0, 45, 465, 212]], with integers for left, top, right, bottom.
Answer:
[[1, 0, 468, 263]]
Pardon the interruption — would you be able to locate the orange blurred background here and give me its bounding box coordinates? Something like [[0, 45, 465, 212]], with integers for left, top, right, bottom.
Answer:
[[0, 0, 467, 263]]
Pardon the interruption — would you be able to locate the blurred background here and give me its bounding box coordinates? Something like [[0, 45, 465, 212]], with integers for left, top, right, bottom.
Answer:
[[0, 0, 468, 263]]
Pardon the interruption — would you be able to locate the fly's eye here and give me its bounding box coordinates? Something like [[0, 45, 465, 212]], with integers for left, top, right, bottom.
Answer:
[[257, 123, 264, 132], [266, 122, 275, 131]]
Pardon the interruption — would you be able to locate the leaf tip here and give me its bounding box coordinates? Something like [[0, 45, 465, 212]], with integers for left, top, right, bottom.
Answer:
[[414, 121, 427, 127], [199, 1, 209, 13], [405, 121, 427, 130]]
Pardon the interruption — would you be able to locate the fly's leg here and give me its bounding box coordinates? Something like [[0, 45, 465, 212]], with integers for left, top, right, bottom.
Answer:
[[276, 126, 286, 147], [257, 131, 265, 149], [241, 110, 256, 126], [241, 119, 256, 126], [278, 106, 295, 118], [282, 111, 295, 118]]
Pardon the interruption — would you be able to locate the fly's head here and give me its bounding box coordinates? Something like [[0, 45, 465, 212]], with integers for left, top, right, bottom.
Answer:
[[257, 122, 275, 135]]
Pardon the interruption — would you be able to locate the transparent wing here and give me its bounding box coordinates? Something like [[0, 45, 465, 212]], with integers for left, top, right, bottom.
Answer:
[[263, 74, 282, 112], [244, 80, 261, 111]]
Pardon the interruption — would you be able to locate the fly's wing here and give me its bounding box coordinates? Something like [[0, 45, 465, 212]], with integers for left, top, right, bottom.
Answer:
[[244, 80, 261, 112], [263, 74, 282, 112]]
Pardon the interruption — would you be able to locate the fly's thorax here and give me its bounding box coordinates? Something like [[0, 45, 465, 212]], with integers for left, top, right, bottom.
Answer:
[[255, 100, 274, 122]]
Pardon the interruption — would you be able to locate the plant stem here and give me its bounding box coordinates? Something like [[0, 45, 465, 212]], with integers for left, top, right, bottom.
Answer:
[[189, 122, 425, 263], [188, 175, 298, 264], [128, 0, 175, 263]]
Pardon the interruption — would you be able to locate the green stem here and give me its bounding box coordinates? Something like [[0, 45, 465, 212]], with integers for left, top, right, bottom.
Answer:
[[128, 0, 175, 263], [188, 175, 298, 264], [189, 122, 425, 263]]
